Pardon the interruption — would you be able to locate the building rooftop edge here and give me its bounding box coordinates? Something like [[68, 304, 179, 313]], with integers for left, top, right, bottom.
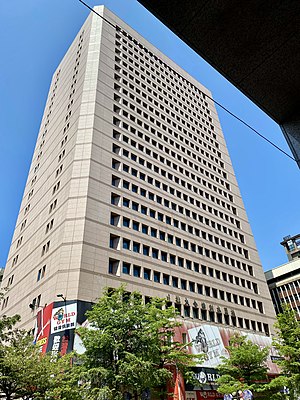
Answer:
[[265, 258, 300, 280]]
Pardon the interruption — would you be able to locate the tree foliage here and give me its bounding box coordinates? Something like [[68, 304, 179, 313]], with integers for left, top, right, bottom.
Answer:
[[78, 286, 201, 400], [216, 334, 284, 399], [271, 304, 300, 400], [0, 312, 80, 400]]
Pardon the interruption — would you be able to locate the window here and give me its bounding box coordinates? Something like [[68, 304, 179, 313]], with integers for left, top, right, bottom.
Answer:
[[49, 199, 57, 213], [159, 231, 165, 241], [158, 213, 164, 221], [37, 265, 46, 281], [181, 280, 187, 290], [170, 254, 176, 265], [172, 277, 178, 288], [52, 181, 60, 194], [123, 217, 130, 227], [152, 248, 159, 259], [167, 234, 173, 244], [163, 274, 170, 285], [123, 239, 130, 250], [151, 228, 157, 237], [133, 242, 140, 253], [132, 221, 139, 231], [110, 234, 120, 249], [108, 258, 120, 275], [2, 297, 9, 310], [12, 255, 19, 266], [184, 306, 190, 317], [143, 245, 149, 256], [7, 275, 14, 287], [132, 202, 139, 211], [122, 262, 130, 275], [144, 268, 151, 280], [141, 206, 147, 215], [153, 271, 160, 283], [41, 241, 50, 256], [123, 198, 130, 207], [133, 265, 141, 277], [193, 307, 199, 319], [142, 225, 148, 234]]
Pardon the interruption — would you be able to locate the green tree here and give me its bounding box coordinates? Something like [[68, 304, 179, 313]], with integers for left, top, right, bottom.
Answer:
[[271, 304, 300, 400], [78, 286, 201, 400], [0, 312, 80, 400], [216, 334, 284, 399]]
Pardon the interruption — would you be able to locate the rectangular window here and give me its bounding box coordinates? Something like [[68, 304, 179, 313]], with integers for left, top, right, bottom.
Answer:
[[144, 268, 151, 280], [132, 221, 139, 231], [152, 249, 159, 259], [123, 239, 130, 250], [153, 271, 160, 283], [133, 242, 140, 253], [143, 245, 149, 256], [133, 265, 141, 278], [122, 262, 130, 275]]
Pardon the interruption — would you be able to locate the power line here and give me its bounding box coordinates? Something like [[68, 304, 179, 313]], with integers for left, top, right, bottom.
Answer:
[[78, 0, 296, 163], [204, 94, 296, 162], [78, 0, 116, 28]]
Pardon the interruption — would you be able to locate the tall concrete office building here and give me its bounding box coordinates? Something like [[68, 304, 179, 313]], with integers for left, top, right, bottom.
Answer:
[[1, 6, 275, 337]]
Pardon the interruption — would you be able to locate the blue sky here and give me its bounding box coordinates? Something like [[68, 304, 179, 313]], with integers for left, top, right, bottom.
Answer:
[[0, 0, 298, 271]]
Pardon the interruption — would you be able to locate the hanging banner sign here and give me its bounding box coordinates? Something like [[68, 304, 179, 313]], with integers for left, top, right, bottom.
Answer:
[[51, 303, 77, 334]]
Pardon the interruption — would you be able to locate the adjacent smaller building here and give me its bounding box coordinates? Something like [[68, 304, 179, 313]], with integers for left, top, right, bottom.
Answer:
[[265, 235, 300, 318], [281, 233, 300, 261]]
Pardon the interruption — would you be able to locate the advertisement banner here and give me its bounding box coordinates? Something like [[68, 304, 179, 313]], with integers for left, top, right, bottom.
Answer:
[[34, 302, 53, 353], [51, 303, 77, 334], [34, 300, 90, 355], [188, 325, 229, 368], [173, 321, 281, 375]]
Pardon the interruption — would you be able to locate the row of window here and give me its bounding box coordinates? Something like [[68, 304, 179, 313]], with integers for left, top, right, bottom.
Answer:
[[109, 232, 255, 295], [115, 140, 234, 212], [109, 259, 262, 311], [113, 169, 241, 235], [115, 89, 225, 180], [111, 192, 254, 277], [108, 258, 267, 333], [113, 208, 247, 261], [115, 31, 208, 106], [111, 214, 254, 287], [112, 153, 237, 227], [115, 49, 212, 126], [115, 63, 215, 141], [114, 75, 221, 166], [116, 57, 212, 141], [114, 81, 222, 170], [115, 30, 215, 138], [116, 112, 229, 194]]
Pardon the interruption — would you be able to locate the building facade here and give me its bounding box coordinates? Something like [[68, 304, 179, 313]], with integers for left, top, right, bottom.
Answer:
[[281, 233, 300, 261], [1, 7, 275, 340], [266, 234, 300, 319]]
